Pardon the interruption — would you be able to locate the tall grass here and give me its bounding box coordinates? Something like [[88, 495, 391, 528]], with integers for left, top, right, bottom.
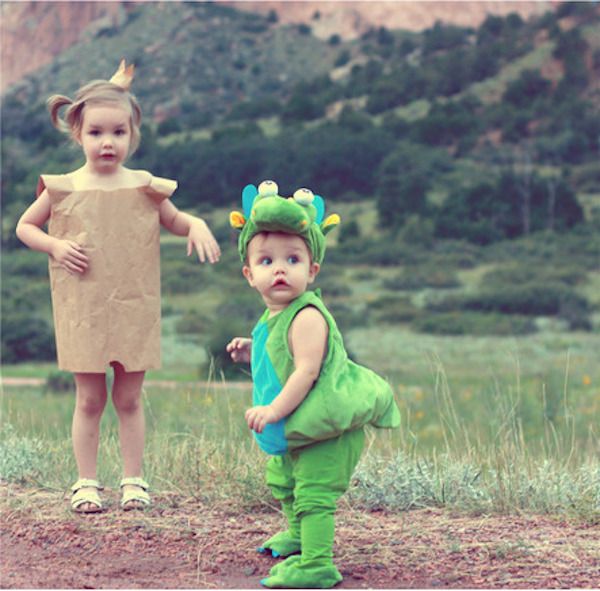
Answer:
[[1, 355, 598, 521], [349, 353, 599, 520]]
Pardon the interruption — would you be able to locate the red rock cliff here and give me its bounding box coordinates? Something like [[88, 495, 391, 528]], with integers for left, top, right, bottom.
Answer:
[[1, 1, 126, 92]]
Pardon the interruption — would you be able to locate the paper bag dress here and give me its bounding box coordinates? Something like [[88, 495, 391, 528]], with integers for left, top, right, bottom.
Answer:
[[37, 174, 176, 373]]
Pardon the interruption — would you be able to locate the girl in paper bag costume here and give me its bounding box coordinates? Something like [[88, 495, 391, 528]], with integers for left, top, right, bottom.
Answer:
[[227, 181, 400, 588], [16, 60, 221, 513]]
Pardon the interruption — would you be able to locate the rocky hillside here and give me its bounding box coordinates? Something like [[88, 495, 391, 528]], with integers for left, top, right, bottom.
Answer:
[[1, 2, 127, 92], [227, 1, 553, 39], [1, 0, 553, 93]]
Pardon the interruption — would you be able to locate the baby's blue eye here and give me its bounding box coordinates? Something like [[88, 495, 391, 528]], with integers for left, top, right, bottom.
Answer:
[[288, 255, 299, 264], [259, 257, 272, 266]]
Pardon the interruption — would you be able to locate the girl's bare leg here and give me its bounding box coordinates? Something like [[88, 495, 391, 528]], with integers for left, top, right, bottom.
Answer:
[[72, 372, 108, 511], [111, 363, 146, 505]]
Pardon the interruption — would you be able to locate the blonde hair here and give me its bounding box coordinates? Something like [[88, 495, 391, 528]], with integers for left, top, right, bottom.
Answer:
[[47, 80, 142, 155]]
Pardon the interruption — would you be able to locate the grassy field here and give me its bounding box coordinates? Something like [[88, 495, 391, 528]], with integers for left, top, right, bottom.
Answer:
[[2, 201, 599, 520], [2, 324, 599, 520]]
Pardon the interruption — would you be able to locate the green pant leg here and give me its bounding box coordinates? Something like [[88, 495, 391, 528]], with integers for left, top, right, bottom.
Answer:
[[261, 455, 301, 557], [263, 428, 365, 589]]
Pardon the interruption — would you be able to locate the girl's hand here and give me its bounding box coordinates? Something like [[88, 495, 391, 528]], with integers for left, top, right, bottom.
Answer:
[[187, 219, 221, 264], [245, 405, 279, 433], [51, 239, 88, 274], [226, 337, 252, 363]]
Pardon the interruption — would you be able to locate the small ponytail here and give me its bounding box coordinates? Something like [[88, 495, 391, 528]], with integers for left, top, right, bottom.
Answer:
[[46, 94, 74, 135]]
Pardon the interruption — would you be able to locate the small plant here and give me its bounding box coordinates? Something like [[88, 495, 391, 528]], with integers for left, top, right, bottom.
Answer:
[[0, 424, 47, 483], [45, 370, 74, 393]]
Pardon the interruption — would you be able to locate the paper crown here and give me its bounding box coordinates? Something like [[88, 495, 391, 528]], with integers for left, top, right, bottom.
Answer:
[[230, 180, 340, 264], [109, 59, 135, 90]]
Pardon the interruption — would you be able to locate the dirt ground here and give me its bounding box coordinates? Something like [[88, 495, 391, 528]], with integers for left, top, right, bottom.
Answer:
[[1, 485, 599, 589]]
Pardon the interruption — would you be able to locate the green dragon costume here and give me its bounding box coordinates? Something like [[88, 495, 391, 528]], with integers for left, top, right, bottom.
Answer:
[[230, 180, 400, 588]]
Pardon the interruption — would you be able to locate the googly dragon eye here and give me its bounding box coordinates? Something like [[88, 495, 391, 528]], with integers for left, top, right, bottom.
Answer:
[[293, 188, 314, 206], [258, 180, 279, 196]]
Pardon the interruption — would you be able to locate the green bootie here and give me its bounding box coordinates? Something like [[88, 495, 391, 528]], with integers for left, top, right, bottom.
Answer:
[[261, 555, 342, 589], [258, 531, 301, 558], [258, 498, 301, 558], [260, 511, 342, 589]]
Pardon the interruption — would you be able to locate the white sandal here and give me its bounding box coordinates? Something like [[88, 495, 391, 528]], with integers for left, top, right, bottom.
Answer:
[[71, 478, 104, 513], [120, 477, 151, 511]]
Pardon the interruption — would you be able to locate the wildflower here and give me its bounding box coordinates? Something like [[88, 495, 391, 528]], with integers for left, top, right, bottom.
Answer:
[[582, 375, 591, 386], [415, 410, 425, 420]]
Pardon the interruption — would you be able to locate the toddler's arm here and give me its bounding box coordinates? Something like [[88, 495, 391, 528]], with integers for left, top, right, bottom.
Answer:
[[245, 306, 328, 433], [159, 200, 221, 264], [226, 337, 252, 364], [16, 190, 89, 274]]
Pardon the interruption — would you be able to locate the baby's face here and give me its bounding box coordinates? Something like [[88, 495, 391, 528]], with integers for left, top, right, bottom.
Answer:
[[243, 232, 320, 311]]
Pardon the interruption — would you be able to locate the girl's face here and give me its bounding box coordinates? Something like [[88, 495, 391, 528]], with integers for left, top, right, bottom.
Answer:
[[243, 232, 320, 313], [77, 104, 132, 174]]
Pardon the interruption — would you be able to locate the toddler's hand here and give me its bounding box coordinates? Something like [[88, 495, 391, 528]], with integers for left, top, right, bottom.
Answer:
[[51, 239, 88, 274], [226, 337, 252, 363], [187, 219, 221, 264], [245, 405, 279, 433]]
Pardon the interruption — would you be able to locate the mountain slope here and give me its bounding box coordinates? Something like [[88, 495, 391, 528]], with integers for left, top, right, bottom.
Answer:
[[1, 0, 554, 93]]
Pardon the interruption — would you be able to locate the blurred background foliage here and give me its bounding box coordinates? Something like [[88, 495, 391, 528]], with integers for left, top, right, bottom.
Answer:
[[2, 1, 600, 369]]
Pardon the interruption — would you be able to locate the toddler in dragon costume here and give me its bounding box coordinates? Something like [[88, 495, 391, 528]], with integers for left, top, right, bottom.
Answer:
[[227, 180, 400, 588]]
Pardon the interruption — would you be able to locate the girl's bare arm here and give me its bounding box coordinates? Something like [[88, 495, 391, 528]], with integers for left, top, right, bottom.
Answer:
[[159, 199, 220, 264], [16, 190, 88, 273]]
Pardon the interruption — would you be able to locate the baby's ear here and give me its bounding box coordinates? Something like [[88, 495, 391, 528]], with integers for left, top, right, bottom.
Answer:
[[242, 264, 255, 286], [309, 261, 321, 282], [321, 214, 340, 235]]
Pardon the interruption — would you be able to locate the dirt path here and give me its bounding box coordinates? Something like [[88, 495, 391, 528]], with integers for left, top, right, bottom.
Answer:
[[1, 377, 252, 389], [1, 485, 599, 589]]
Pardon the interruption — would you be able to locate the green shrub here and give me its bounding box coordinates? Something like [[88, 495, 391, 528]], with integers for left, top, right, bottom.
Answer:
[[202, 292, 263, 379], [161, 258, 209, 295], [332, 236, 422, 267], [371, 295, 421, 324], [559, 295, 593, 331], [1, 249, 49, 278], [354, 270, 377, 281], [314, 278, 352, 297], [429, 283, 589, 317], [412, 311, 536, 335], [45, 371, 74, 394], [325, 301, 370, 333], [428, 240, 479, 269], [481, 265, 588, 288], [1, 313, 56, 363], [398, 215, 435, 248], [175, 309, 212, 335], [338, 219, 361, 244], [383, 266, 460, 291]]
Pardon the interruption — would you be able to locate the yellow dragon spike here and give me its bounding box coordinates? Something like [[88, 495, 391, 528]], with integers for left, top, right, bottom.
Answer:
[[110, 59, 135, 90], [321, 213, 340, 235], [230, 211, 246, 229]]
